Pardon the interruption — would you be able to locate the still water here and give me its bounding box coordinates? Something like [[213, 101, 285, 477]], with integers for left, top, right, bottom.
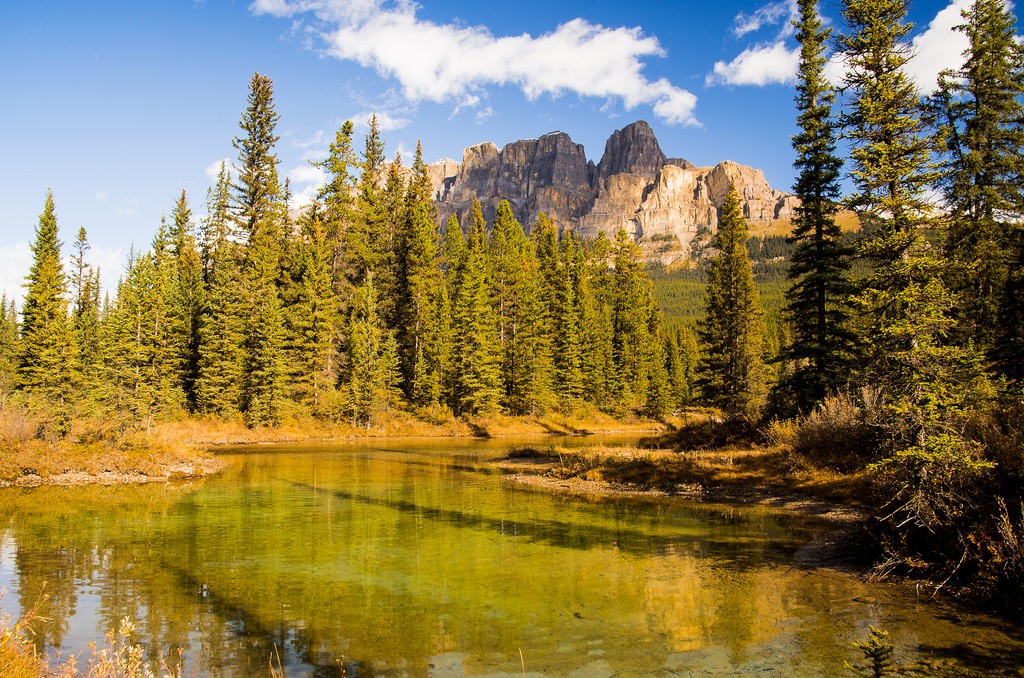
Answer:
[[1, 437, 1022, 676]]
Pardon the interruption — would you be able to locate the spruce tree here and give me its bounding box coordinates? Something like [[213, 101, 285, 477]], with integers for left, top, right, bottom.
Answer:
[[697, 186, 766, 421], [450, 198, 502, 415], [233, 73, 286, 425], [489, 200, 552, 412], [548, 223, 585, 402], [19, 191, 76, 434], [196, 231, 245, 416], [199, 162, 232, 280], [168, 190, 206, 410], [70, 227, 103, 397], [196, 166, 246, 416], [284, 206, 340, 416], [926, 0, 1024, 379], [343, 272, 401, 427], [610, 229, 657, 412], [580, 231, 616, 406], [103, 225, 185, 429], [781, 0, 855, 413], [840, 0, 990, 447], [317, 120, 359, 301], [346, 115, 387, 285], [396, 142, 445, 407], [0, 295, 18, 408]]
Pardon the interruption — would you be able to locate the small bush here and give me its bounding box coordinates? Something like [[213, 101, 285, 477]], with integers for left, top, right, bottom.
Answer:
[[767, 393, 876, 470]]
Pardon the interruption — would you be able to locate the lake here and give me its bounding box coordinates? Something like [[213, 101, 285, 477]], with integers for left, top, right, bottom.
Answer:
[[1, 437, 1021, 676]]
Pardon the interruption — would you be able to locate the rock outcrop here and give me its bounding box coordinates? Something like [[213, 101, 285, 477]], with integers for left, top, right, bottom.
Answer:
[[427, 121, 797, 262]]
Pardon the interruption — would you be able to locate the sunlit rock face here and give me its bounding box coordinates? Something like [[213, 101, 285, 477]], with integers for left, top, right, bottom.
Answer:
[[428, 121, 798, 262]]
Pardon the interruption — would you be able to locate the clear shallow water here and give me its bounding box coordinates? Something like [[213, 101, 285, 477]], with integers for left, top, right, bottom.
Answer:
[[1, 436, 1022, 676]]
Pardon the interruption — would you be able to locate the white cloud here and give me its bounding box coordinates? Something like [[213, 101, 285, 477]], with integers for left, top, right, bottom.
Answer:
[[287, 164, 328, 207], [905, 0, 972, 93], [349, 110, 410, 132], [94, 191, 109, 202], [475, 106, 494, 125], [251, 0, 699, 126], [707, 41, 800, 86], [733, 0, 797, 39], [712, 0, 978, 93], [205, 158, 232, 182], [826, 0, 973, 93]]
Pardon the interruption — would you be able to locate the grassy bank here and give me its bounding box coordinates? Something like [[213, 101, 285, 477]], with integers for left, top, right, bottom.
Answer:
[[0, 403, 666, 488], [499, 434, 871, 520]]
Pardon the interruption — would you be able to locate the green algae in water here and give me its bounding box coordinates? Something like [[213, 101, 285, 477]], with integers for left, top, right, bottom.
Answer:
[[1, 437, 1022, 676]]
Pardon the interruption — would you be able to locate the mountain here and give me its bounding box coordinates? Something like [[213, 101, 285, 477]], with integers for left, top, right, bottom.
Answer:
[[426, 121, 798, 263]]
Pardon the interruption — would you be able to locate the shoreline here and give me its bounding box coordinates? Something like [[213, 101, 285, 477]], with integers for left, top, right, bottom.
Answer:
[[0, 414, 668, 489], [0, 456, 228, 489]]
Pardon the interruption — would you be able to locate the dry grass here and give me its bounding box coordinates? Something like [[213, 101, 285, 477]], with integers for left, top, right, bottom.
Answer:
[[506, 441, 872, 506], [0, 406, 223, 486], [151, 407, 665, 446], [1, 586, 185, 677]]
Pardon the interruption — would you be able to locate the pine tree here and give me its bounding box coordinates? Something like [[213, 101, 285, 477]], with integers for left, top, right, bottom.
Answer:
[[103, 225, 185, 430], [346, 115, 388, 285], [697, 186, 766, 421], [285, 205, 341, 416], [840, 0, 990, 447], [926, 0, 1024, 379], [550, 224, 585, 402], [70, 227, 103, 397], [450, 198, 502, 415], [233, 73, 283, 240], [489, 200, 552, 412], [19, 191, 76, 434], [316, 121, 359, 309], [196, 163, 246, 416], [665, 325, 699, 414], [0, 295, 18, 408], [196, 232, 245, 416], [233, 73, 286, 425], [343, 272, 401, 427], [168, 190, 206, 410], [438, 214, 466, 408], [199, 162, 233, 281], [610, 229, 657, 412], [781, 0, 855, 413], [396, 142, 445, 407], [378, 150, 407, 324], [581, 231, 616, 405]]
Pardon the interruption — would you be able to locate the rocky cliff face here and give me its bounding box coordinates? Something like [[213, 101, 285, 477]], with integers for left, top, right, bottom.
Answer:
[[428, 121, 797, 262]]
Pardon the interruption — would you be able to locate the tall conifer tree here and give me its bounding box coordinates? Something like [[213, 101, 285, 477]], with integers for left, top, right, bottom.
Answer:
[[450, 198, 502, 415], [610, 229, 658, 412], [70, 227, 103, 397], [0, 296, 18, 408], [395, 142, 442, 406], [781, 0, 854, 412], [840, 0, 991, 449], [926, 0, 1024, 379], [697, 187, 766, 421], [316, 120, 359, 301], [233, 73, 286, 425], [343, 272, 401, 427], [168, 191, 206, 410], [19, 191, 76, 434]]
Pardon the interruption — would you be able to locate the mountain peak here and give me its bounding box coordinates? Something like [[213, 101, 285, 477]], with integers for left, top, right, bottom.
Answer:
[[596, 120, 667, 181]]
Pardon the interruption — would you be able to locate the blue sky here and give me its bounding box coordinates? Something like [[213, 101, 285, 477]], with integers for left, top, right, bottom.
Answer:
[[0, 0, 984, 303]]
